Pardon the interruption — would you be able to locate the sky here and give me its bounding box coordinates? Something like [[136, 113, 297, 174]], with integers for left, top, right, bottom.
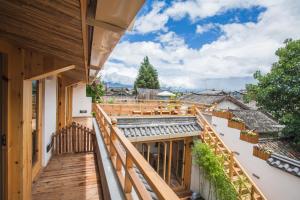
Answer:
[[101, 0, 300, 91]]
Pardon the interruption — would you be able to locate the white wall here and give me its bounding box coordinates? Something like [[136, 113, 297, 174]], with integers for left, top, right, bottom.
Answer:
[[211, 116, 300, 200], [72, 83, 92, 117], [42, 76, 57, 167], [217, 100, 242, 110], [190, 160, 217, 200]]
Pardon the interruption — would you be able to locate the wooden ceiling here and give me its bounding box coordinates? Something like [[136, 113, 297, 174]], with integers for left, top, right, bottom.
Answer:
[[0, 0, 145, 84], [0, 0, 84, 66]]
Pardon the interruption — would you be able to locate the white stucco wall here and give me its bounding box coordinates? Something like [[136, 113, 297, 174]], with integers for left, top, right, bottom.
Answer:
[[216, 100, 242, 110], [42, 76, 57, 167], [211, 116, 300, 200], [72, 83, 92, 117], [191, 160, 217, 200]]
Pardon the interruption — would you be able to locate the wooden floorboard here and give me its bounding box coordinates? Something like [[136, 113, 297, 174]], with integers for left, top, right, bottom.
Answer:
[[32, 153, 102, 200]]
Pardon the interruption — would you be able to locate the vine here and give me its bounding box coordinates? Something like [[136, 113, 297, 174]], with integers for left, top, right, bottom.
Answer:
[[192, 140, 238, 200]]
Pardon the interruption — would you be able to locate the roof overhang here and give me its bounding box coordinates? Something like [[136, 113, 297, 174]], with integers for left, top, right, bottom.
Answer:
[[87, 0, 145, 83]]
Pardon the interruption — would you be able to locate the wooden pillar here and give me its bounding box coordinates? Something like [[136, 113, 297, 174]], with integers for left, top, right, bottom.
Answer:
[[163, 142, 167, 180], [1, 41, 33, 200], [57, 76, 66, 128], [183, 138, 193, 189], [157, 143, 160, 172], [66, 86, 73, 125], [147, 143, 150, 162], [168, 141, 173, 185]]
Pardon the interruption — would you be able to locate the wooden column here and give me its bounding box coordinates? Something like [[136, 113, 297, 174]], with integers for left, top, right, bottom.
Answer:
[[163, 142, 167, 180], [0, 40, 33, 200], [157, 143, 160, 173], [183, 138, 193, 189], [147, 143, 150, 162], [167, 141, 173, 185], [66, 86, 73, 125]]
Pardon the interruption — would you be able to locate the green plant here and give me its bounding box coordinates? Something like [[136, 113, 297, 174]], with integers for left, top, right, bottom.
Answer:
[[134, 56, 160, 93], [231, 117, 244, 123], [86, 80, 105, 103], [241, 130, 257, 137], [244, 39, 300, 150], [193, 141, 238, 200]]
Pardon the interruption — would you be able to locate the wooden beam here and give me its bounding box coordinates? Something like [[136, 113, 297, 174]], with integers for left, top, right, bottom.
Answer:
[[86, 17, 126, 33], [79, 0, 88, 82], [26, 64, 75, 80], [23, 49, 77, 80]]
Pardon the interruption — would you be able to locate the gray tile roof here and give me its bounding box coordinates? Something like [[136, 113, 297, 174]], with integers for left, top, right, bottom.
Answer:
[[258, 139, 300, 177], [267, 153, 300, 177], [231, 110, 282, 134], [117, 116, 201, 141], [180, 93, 226, 104]]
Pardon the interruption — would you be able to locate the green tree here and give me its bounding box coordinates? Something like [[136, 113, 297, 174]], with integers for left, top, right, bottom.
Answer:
[[86, 80, 105, 103], [244, 39, 300, 149], [134, 56, 160, 92]]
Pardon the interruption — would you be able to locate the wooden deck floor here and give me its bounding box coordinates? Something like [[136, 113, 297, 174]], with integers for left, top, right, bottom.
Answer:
[[32, 153, 102, 200]]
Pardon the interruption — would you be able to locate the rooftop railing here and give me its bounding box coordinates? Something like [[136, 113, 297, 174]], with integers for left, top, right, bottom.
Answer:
[[93, 104, 180, 200]]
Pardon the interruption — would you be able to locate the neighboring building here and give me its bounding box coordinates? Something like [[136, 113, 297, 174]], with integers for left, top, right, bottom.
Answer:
[[137, 88, 162, 99], [156, 91, 176, 100], [180, 93, 250, 110], [231, 110, 283, 138], [210, 111, 300, 200]]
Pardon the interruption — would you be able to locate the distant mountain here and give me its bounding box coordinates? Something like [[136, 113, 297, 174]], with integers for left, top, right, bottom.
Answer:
[[104, 81, 133, 89]]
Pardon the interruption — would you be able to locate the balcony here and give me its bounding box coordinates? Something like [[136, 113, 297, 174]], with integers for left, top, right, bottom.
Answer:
[[31, 101, 266, 200]]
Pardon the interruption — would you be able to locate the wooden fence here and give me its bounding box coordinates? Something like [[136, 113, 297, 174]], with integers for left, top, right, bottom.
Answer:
[[52, 122, 94, 154], [196, 108, 266, 200], [93, 104, 180, 200]]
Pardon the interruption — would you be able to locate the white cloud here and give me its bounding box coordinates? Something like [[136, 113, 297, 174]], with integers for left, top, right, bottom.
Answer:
[[196, 23, 217, 34], [103, 0, 300, 90], [133, 1, 168, 34]]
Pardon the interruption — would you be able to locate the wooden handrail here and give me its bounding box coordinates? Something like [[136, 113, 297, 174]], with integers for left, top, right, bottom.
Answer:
[[195, 108, 267, 200], [93, 104, 180, 200]]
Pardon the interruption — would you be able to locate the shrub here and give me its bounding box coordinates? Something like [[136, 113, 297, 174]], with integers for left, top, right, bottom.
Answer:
[[192, 141, 238, 200]]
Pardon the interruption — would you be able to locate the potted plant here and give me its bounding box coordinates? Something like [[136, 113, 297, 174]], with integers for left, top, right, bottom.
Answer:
[[228, 117, 246, 130]]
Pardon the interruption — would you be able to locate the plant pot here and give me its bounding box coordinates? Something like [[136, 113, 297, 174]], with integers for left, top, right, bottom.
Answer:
[[253, 146, 271, 160], [240, 133, 258, 144], [228, 120, 246, 130], [212, 111, 233, 119]]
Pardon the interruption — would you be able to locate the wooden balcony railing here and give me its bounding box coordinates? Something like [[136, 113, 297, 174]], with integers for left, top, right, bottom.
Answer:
[[51, 122, 94, 154], [195, 108, 267, 200], [93, 104, 180, 200]]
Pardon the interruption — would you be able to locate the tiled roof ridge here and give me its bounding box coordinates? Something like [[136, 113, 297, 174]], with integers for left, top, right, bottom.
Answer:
[[118, 122, 198, 129], [267, 153, 300, 177]]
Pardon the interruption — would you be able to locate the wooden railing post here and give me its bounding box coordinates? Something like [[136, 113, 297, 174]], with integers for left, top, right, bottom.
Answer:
[[110, 118, 117, 158], [229, 152, 234, 180], [124, 154, 133, 198]]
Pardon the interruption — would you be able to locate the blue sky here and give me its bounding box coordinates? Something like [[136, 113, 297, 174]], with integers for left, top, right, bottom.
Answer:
[[102, 0, 300, 91]]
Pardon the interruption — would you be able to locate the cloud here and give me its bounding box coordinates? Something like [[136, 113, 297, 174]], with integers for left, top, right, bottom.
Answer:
[[103, 0, 300, 90], [133, 1, 169, 34], [196, 23, 217, 34]]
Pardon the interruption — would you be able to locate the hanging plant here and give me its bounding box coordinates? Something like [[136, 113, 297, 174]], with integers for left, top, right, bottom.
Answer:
[[192, 141, 238, 200]]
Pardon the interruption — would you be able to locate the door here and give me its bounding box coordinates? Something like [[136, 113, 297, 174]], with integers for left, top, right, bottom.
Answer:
[[1, 53, 8, 200]]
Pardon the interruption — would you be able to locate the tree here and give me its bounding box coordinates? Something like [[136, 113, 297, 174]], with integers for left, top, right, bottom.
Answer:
[[86, 79, 105, 103], [134, 56, 160, 92], [244, 39, 300, 149]]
